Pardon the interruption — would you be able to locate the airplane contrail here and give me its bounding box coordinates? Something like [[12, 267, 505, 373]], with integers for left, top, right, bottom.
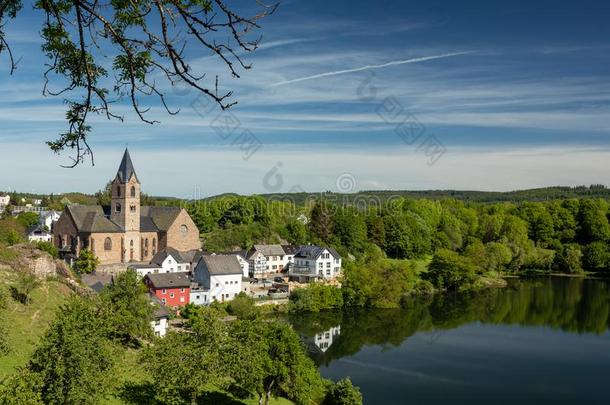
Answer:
[[271, 51, 478, 86]]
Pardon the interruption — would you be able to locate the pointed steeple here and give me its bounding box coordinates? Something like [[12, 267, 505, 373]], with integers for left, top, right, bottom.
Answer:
[[116, 148, 138, 183]]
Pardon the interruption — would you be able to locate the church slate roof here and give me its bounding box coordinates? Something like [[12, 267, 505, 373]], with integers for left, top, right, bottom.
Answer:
[[116, 148, 138, 183], [67, 205, 122, 233], [65, 204, 182, 234], [140, 206, 182, 231]]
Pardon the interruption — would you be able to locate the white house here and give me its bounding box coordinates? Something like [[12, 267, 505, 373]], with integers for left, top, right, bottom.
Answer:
[[234, 252, 250, 278], [39, 210, 61, 231], [149, 296, 170, 338], [289, 246, 342, 282], [27, 225, 53, 242], [129, 263, 162, 278], [246, 249, 267, 278], [129, 247, 198, 278], [281, 245, 300, 271], [189, 283, 210, 306], [194, 254, 243, 303], [0, 195, 9, 210], [218, 250, 250, 278], [151, 247, 194, 273], [248, 244, 288, 276]]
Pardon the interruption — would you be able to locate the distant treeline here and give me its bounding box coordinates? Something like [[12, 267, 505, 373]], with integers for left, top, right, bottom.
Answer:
[[260, 185, 610, 205]]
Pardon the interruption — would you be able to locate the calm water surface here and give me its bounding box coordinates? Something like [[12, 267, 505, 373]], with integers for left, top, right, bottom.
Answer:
[[289, 278, 610, 404]]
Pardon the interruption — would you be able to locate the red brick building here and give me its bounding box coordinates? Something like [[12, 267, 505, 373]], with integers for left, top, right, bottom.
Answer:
[[145, 272, 191, 308]]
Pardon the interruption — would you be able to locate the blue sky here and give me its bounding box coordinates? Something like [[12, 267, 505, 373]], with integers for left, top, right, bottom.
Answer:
[[1, 0, 609, 197]]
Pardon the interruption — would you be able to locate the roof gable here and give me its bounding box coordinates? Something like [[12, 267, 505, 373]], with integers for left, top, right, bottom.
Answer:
[[201, 255, 242, 275], [253, 244, 285, 256]]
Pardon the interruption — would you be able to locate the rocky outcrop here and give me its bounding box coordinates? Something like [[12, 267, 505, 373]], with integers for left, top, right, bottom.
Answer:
[[6, 244, 74, 279]]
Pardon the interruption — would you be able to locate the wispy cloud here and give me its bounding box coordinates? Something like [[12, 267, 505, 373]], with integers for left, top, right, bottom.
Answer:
[[271, 51, 479, 86]]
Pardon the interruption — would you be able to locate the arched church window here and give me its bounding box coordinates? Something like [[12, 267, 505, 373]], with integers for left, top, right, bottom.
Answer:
[[116, 186, 121, 197], [115, 203, 121, 213], [104, 238, 112, 251], [180, 224, 188, 235], [130, 186, 136, 197], [145, 239, 149, 247], [130, 240, 134, 247]]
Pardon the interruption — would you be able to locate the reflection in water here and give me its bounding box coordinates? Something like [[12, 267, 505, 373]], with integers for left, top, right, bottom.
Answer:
[[290, 277, 610, 404], [290, 277, 610, 365], [306, 326, 341, 353]]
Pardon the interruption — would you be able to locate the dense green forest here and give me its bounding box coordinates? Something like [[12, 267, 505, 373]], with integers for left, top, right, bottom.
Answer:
[[185, 193, 610, 272]]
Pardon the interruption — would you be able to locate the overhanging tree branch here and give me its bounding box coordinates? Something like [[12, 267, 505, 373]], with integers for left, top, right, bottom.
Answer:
[[0, 0, 277, 166]]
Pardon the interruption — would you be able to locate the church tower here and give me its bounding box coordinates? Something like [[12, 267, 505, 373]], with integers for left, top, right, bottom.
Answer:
[[111, 148, 141, 231]]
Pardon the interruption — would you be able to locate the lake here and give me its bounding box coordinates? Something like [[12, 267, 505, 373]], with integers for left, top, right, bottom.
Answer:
[[289, 277, 610, 404]]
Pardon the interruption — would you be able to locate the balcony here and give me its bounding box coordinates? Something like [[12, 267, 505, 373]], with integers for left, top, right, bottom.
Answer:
[[289, 264, 318, 277]]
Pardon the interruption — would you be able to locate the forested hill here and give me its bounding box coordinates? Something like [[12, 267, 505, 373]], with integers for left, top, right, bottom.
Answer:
[[259, 185, 610, 205]]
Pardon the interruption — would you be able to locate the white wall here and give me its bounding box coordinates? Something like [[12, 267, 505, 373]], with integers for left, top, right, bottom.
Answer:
[[235, 255, 250, 278], [28, 232, 52, 242], [209, 274, 242, 302], [132, 266, 162, 278], [161, 255, 191, 273], [151, 317, 168, 337], [190, 289, 210, 306]]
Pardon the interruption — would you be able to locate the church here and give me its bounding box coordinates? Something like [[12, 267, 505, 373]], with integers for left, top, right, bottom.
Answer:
[[54, 149, 201, 265]]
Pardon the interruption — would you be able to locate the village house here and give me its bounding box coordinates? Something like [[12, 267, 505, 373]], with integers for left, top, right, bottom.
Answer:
[[219, 250, 250, 277], [145, 272, 191, 308], [246, 249, 267, 278], [0, 194, 9, 211], [27, 224, 52, 242], [246, 244, 288, 277], [189, 281, 210, 306], [289, 246, 342, 282], [40, 210, 61, 231], [129, 248, 201, 278], [53, 149, 200, 265], [281, 244, 300, 271], [149, 295, 170, 337], [194, 255, 242, 303]]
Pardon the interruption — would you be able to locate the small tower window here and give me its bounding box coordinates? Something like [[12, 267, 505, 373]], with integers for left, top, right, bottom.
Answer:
[[130, 240, 134, 247], [104, 237, 112, 251], [130, 186, 136, 197], [180, 224, 188, 235], [130, 204, 136, 212], [116, 186, 121, 197], [115, 203, 121, 213]]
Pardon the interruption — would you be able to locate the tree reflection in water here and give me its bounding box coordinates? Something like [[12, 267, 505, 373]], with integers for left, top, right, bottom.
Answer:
[[289, 277, 610, 366]]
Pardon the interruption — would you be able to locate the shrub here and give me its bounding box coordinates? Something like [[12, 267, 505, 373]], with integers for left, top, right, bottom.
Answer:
[[73, 249, 99, 274], [10, 272, 41, 305], [36, 241, 58, 259], [289, 284, 343, 313], [323, 378, 363, 405], [423, 249, 477, 291], [226, 293, 259, 320]]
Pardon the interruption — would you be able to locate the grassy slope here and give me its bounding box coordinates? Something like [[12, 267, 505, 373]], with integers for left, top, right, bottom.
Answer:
[[0, 268, 291, 405], [0, 269, 72, 377]]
